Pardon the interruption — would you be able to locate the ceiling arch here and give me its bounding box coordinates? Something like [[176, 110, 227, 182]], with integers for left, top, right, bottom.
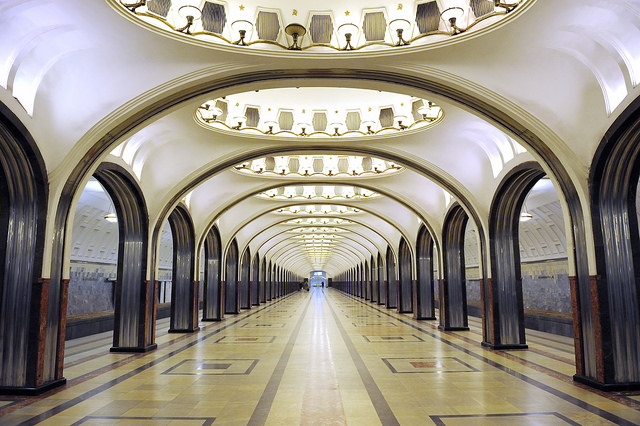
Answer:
[[265, 233, 373, 267], [26, 5, 624, 284], [190, 175, 444, 258], [217, 200, 411, 269]]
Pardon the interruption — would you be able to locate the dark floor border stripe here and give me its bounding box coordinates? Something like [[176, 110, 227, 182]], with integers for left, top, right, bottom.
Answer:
[[430, 411, 581, 426], [72, 416, 215, 426], [334, 290, 638, 426], [18, 292, 300, 426], [325, 292, 400, 426], [427, 305, 640, 411], [2, 316, 227, 417], [247, 294, 312, 425]]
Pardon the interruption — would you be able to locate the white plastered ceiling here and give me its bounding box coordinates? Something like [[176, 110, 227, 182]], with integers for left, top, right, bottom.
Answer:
[[2, 0, 640, 278]]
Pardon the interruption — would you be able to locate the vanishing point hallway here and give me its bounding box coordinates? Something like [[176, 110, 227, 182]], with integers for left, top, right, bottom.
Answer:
[[1, 288, 639, 425]]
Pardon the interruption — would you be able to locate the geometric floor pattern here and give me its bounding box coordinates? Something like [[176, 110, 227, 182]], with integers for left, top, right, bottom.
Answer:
[[0, 287, 639, 425]]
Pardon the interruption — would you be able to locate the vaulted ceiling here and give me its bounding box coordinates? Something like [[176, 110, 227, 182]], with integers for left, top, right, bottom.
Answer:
[[2, 0, 639, 278]]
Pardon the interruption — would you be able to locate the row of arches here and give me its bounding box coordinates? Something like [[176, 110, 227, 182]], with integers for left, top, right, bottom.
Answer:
[[0, 106, 301, 391], [334, 168, 567, 345], [68, 172, 303, 359], [331, 141, 639, 392], [2, 93, 640, 394]]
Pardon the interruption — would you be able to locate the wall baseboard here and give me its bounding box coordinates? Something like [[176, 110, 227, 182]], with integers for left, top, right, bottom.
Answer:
[[467, 304, 573, 337], [65, 304, 172, 340]]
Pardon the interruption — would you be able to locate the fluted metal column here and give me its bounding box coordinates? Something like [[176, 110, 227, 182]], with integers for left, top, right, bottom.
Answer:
[[0, 106, 60, 394], [415, 226, 436, 320], [398, 238, 413, 313], [440, 204, 469, 331], [168, 205, 199, 333], [203, 226, 222, 321]]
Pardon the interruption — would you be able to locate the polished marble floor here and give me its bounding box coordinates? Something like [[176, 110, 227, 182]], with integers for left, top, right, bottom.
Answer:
[[1, 288, 640, 425]]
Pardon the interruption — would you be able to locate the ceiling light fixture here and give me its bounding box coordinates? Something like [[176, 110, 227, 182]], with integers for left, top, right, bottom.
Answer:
[[235, 155, 402, 178], [196, 98, 444, 138], [231, 116, 246, 130], [495, 0, 519, 12], [176, 5, 201, 34], [120, 0, 524, 51], [264, 120, 278, 134], [122, 0, 146, 12], [199, 104, 223, 122], [285, 23, 306, 50], [231, 20, 254, 45], [440, 0, 467, 34], [394, 114, 408, 130], [389, 19, 411, 46], [337, 23, 359, 50], [418, 102, 439, 121]]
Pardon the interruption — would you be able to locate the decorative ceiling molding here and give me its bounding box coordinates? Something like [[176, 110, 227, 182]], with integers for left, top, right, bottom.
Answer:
[[197, 88, 443, 138], [234, 154, 402, 178], [115, 0, 525, 52], [257, 185, 379, 201], [273, 205, 361, 215]]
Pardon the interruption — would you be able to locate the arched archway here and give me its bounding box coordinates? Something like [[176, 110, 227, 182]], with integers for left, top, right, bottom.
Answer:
[[93, 163, 154, 353], [167, 204, 198, 333], [588, 98, 640, 389], [267, 260, 272, 301], [358, 263, 364, 298], [240, 248, 251, 309], [415, 225, 436, 320], [370, 256, 377, 303], [225, 239, 239, 314], [43, 68, 601, 389], [398, 238, 413, 313], [377, 252, 385, 305], [0, 104, 50, 392], [261, 257, 267, 303], [487, 163, 545, 350], [364, 260, 370, 301], [274, 264, 279, 299], [441, 204, 470, 331], [203, 225, 223, 321], [252, 255, 260, 306], [386, 246, 397, 309]]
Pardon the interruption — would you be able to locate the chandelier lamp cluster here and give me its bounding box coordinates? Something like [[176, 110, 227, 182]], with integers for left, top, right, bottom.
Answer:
[[286, 227, 348, 234], [259, 186, 378, 201], [198, 101, 442, 137], [118, 0, 523, 52], [274, 205, 361, 215], [234, 155, 402, 178], [283, 218, 352, 225]]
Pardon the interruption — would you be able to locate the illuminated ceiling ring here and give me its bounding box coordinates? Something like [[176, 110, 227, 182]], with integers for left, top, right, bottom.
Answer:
[[116, 0, 525, 53], [196, 90, 444, 139], [233, 154, 404, 179]]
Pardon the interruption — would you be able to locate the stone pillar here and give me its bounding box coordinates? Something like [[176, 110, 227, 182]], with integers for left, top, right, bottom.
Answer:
[[439, 278, 469, 331]]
